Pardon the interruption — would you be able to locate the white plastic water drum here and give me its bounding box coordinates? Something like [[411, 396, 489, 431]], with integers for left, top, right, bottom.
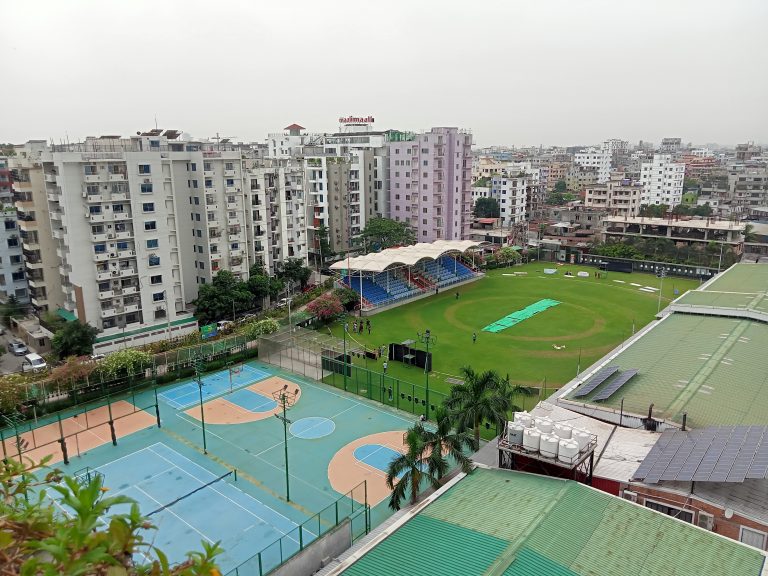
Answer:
[[572, 428, 591, 451], [507, 422, 525, 445], [558, 439, 579, 464], [535, 417, 553, 434], [554, 423, 572, 439], [540, 434, 560, 458], [515, 412, 533, 428], [523, 428, 541, 452]]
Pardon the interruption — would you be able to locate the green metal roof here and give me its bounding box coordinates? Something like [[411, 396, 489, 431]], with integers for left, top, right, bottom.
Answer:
[[675, 263, 768, 311], [56, 307, 77, 322], [565, 312, 768, 428], [705, 262, 768, 294], [95, 316, 197, 343], [342, 469, 765, 576]]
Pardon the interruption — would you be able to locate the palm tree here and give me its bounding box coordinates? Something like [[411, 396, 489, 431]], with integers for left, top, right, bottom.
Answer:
[[421, 405, 474, 477], [444, 366, 511, 450], [499, 373, 536, 410], [386, 424, 440, 511]]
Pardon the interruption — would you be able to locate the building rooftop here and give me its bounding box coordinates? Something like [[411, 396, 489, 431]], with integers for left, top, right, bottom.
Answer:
[[340, 468, 765, 576], [603, 216, 745, 231]]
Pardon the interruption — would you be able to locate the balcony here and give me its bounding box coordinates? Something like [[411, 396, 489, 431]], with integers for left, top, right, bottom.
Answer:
[[44, 173, 57, 183], [98, 290, 114, 299], [116, 249, 136, 258], [111, 192, 128, 201], [227, 217, 240, 226], [86, 212, 107, 223], [124, 303, 140, 313], [109, 173, 127, 182], [92, 232, 108, 242], [122, 286, 138, 295], [228, 233, 241, 242], [84, 174, 101, 183], [224, 169, 236, 177], [25, 259, 43, 270], [47, 192, 60, 202], [93, 252, 110, 262], [119, 268, 137, 277], [30, 295, 49, 307], [100, 307, 116, 318], [18, 219, 38, 232], [113, 212, 131, 222], [226, 202, 238, 210], [114, 230, 133, 240], [49, 211, 62, 221]]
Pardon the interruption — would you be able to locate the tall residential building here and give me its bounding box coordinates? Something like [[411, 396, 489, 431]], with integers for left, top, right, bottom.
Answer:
[[490, 174, 527, 226], [640, 154, 685, 206], [39, 132, 264, 350], [584, 172, 644, 217], [0, 156, 28, 304], [10, 142, 61, 311], [574, 139, 628, 184], [244, 159, 307, 274], [267, 124, 323, 159], [388, 127, 473, 241], [727, 164, 768, 213], [545, 160, 572, 190]]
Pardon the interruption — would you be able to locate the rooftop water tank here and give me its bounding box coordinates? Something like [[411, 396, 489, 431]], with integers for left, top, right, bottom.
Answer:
[[540, 434, 560, 458], [523, 428, 541, 452], [515, 412, 533, 428], [554, 423, 572, 439], [558, 439, 579, 464], [572, 428, 591, 451], [507, 422, 525, 445], [535, 417, 553, 434]]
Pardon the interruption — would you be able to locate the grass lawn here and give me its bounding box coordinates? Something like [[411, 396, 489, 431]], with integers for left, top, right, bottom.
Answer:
[[326, 262, 700, 403]]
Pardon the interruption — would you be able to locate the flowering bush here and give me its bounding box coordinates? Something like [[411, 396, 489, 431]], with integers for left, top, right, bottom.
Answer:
[[306, 293, 344, 322]]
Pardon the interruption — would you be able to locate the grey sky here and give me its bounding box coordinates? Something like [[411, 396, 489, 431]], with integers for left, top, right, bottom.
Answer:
[[2, 0, 766, 147]]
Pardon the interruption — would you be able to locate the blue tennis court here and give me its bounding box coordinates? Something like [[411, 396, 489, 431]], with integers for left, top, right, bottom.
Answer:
[[159, 365, 271, 410], [53, 442, 314, 572], [354, 444, 402, 473]]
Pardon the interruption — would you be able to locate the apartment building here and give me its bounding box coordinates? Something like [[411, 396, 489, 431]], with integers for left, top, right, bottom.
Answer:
[[584, 172, 644, 217], [728, 163, 768, 213], [267, 124, 324, 159], [10, 143, 61, 311], [490, 174, 527, 226], [545, 160, 571, 190], [38, 132, 263, 350], [0, 156, 28, 304], [660, 137, 682, 153], [566, 165, 599, 193], [244, 159, 307, 274], [574, 139, 627, 184], [388, 127, 473, 241], [640, 154, 685, 206]]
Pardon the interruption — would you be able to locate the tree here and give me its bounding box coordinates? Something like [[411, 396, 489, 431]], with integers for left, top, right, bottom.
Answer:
[[496, 246, 521, 267], [444, 366, 512, 449], [473, 197, 500, 218], [97, 348, 153, 379], [359, 217, 416, 252], [194, 270, 254, 325], [278, 258, 312, 289], [52, 321, 99, 358], [247, 265, 284, 304], [546, 191, 576, 206], [315, 225, 335, 263], [386, 424, 440, 511], [333, 286, 360, 310], [744, 223, 757, 243], [306, 293, 344, 322], [421, 405, 474, 478], [554, 180, 567, 193], [639, 204, 669, 218], [692, 202, 713, 217], [1, 456, 222, 575], [1, 295, 24, 325]]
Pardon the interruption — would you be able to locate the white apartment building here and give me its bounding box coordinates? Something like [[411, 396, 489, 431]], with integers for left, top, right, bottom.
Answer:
[[0, 156, 28, 303], [584, 172, 644, 217], [267, 124, 323, 159], [40, 132, 258, 351], [388, 127, 473, 241], [490, 175, 528, 226], [640, 154, 685, 206], [244, 160, 308, 274], [574, 139, 628, 184]]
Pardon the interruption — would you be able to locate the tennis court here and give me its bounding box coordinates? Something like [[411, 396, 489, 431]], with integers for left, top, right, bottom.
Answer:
[[354, 444, 401, 473], [159, 365, 270, 410]]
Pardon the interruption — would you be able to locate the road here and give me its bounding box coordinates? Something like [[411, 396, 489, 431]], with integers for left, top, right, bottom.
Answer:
[[0, 332, 29, 374]]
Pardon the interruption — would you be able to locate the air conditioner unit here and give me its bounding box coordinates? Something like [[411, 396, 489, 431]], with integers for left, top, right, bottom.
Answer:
[[110, 253, 117, 258], [697, 511, 714, 531], [108, 234, 115, 239], [621, 490, 637, 503], [111, 271, 119, 276], [143, 178, 151, 184]]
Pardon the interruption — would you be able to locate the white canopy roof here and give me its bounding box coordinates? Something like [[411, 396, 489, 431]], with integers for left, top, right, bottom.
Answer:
[[330, 240, 484, 273]]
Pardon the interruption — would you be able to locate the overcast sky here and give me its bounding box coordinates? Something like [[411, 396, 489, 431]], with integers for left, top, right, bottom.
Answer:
[[2, 0, 766, 147]]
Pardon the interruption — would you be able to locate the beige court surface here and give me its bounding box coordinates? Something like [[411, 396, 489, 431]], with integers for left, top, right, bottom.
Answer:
[[328, 430, 408, 505], [3, 401, 156, 465], [184, 376, 303, 424]]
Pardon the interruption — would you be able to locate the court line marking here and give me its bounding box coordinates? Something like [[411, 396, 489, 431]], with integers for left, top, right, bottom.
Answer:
[[145, 444, 303, 536], [135, 485, 215, 544], [159, 367, 271, 410], [290, 417, 336, 439]]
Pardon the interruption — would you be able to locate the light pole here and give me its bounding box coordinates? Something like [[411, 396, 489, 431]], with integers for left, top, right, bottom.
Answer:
[[273, 385, 299, 502], [416, 329, 436, 420], [342, 319, 348, 392], [656, 268, 667, 314], [193, 354, 208, 454]]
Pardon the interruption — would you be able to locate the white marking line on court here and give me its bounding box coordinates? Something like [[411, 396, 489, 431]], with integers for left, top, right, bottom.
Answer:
[[104, 465, 178, 498], [135, 485, 215, 544], [173, 412, 335, 504], [159, 367, 271, 410], [145, 443, 302, 535], [291, 417, 336, 439]]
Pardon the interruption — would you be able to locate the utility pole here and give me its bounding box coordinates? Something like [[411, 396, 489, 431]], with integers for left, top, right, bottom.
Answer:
[[193, 354, 208, 454], [656, 268, 667, 314], [416, 329, 436, 420], [273, 386, 299, 502]]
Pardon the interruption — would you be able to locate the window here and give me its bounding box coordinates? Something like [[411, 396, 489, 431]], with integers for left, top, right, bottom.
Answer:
[[423, 160, 428, 166], [153, 291, 165, 302], [204, 162, 212, 171], [140, 183, 153, 193], [112, 204, 124, 213], [10, 255, 21, 265], [93, 244, 106, 254], [86, 184, 99, 195], [98, 282, 110, 291], [740, 527, 767, 550], [84, 165, 97, 175], [138, 164, 151, 174], [226, 179, 235, 187], [148, 255, 160, 267], [142, 202, 155, 213], [7, 238, 18, 248], [644, 500, 693, 523], [89, 206, 102, 214], [91, 225, 104, 234], [116, 241, 129, 250], [190, 162, 197, 171], [205, 179, 213, 188], [146, 239, 159, 249], [144, 221, 157, 231]]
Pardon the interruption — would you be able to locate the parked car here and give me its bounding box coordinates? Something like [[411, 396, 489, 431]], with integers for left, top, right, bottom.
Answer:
[[21, 353, 47, 373], [276, 297, 293, 308], [238, 313, 259, 323], [8, 340, 29, 356], [216, 320, 234, 331], [90, 353, 106, 361]]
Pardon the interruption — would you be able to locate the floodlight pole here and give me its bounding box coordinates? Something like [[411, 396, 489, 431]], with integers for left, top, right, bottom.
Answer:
[[656, 268, 667, 314], [343, 320, 348, 391], [193, 354, 207, 454], [417, 330, 435, 420], [273, 389, 297, 502]]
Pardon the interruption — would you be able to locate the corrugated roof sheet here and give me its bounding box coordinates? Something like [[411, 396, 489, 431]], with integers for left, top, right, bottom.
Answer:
[[340, 469, 765, 576]]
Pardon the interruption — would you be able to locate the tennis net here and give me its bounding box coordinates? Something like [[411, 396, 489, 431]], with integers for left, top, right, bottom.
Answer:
[[146, 470, 234, 517]]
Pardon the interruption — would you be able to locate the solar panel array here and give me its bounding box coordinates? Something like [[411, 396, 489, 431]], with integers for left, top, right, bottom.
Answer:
[[592, 369, 639, 401], [632, 425, 768, 484], [573, 365, 619, 398]]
